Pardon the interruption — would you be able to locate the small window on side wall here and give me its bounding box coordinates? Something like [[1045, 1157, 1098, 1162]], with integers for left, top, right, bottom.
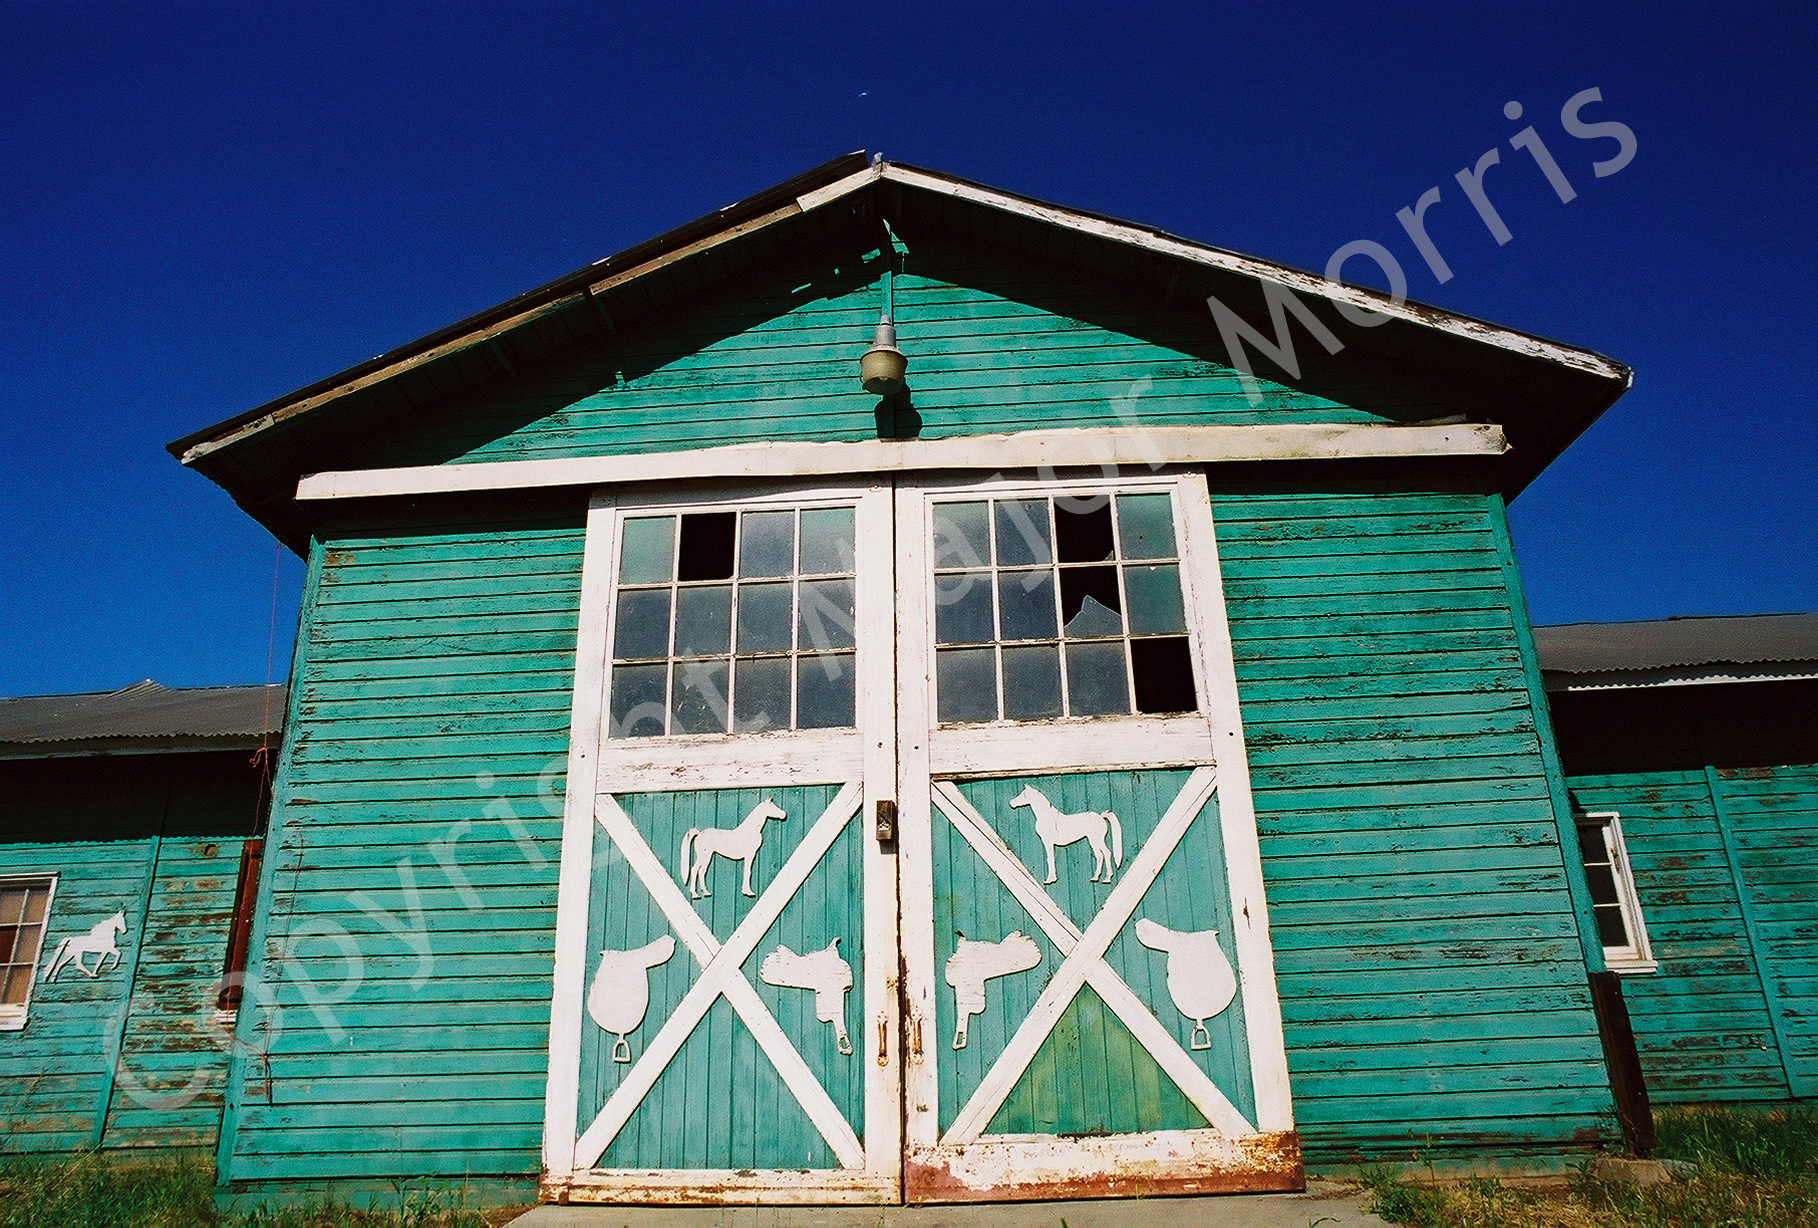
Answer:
[[0, 875, 57, 1031], [1576, 812, 1657, 973]]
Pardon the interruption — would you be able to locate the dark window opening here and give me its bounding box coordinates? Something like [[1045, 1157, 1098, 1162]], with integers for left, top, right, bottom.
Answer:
[[217, 838, 264, 1012], [1059, 566, 1121, 626], [1132, 637, 1198, 713], [676, 512, 737, 581], [1054, 500, 1114, 562]]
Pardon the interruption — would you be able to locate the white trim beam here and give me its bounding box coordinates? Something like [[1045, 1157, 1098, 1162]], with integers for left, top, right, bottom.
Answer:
[[296, 423, 1506, 502]]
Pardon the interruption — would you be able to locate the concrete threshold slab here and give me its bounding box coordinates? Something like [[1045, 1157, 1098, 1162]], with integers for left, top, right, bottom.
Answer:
[[504, 1182, 1390, 1228]]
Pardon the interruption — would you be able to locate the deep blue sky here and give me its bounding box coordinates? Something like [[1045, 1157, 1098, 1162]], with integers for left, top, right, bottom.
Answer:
[[2, 2, 1813, 697]]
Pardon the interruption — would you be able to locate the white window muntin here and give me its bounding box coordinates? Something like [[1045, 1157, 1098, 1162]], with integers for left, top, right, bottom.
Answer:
[[1577, 811, 1657, 974], [0, 873, 58, 1031]]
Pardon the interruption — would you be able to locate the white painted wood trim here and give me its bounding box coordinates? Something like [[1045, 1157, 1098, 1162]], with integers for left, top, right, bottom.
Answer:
[[879, 164, 1630, 381], [1175, 473, 1296, 1133], [540, 492, 618, 1181], [594, 736, 864, 791], [928, 717, 1213, 776], [576, 785, 866, 1170], [294, 423, 1507, 501], [558, 1168, 898, 1204]]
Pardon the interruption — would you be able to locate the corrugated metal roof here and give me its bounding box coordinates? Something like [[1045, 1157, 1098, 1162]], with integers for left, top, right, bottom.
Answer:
[[0, 680, 287, 751], [1534, 613, 1818, 674]]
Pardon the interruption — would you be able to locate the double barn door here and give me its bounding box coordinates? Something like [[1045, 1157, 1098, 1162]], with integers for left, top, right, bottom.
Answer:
[[542, 473, 1297, 1203]]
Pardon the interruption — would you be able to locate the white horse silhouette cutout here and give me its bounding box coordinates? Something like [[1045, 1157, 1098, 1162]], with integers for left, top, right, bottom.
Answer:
[[588, 935, 677, 1063], [678, 798, 786, 899], [944, 930, 1042, 1049], [42, 911, 127, 981], [1135, 918, 1236, 1050], [1010, 785, 1124, 884], [759, 938, 854, 1055]]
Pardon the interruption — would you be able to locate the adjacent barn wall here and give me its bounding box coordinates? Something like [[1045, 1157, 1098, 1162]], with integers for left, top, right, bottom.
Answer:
[[1555, 680, 1818, 1104], [0, 752, 264, 1154], [1211, 482, 1617, 1162], [218, 496, 584, 1186]]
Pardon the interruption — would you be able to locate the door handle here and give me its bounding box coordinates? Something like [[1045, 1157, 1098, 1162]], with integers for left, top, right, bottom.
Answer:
[[910, 1014, 924, 1063], [874, 799, 898, 847], [876, 1013, 889, 1066]]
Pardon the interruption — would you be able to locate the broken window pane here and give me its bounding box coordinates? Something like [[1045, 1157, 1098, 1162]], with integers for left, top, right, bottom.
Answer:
[[739, 510, 795, 578], [1060, 567, 1124, 638], [1066, 641, 1130, 716], [676, 512, 737, 581], [936, 647, 997, 723], [619, 516, 675, 584], [1055, 499, 1115, 563], [1131, 637, 1197, 713]]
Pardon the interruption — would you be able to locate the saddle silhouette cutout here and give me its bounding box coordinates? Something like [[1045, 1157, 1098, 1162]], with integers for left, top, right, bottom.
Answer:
[[588, 935, 677, 1063], [758, 938, 854, 1055], [945, 930, 1043, 1049], [42, 911, 127, 981], [678, 798, 786, 899], [1135, 918, 1236, 1051], [1010, 785, 1124, 884]]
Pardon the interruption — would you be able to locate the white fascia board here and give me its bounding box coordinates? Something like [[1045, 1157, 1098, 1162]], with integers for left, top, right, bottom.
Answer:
[[295, 422, 1506, 502], [878, 166, 1630, 383], [1545, 662, 1818, 692]]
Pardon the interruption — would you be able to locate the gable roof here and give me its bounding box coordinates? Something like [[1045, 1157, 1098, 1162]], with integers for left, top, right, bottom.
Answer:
[[0, 679, 288, 758], [170, 155, 1632, 548], [1535, 613, 1818, 691]]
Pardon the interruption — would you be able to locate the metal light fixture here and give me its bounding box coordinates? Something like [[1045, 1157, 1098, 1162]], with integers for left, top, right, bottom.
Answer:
[[861, 316, 907, 394], [861, 219, 910, 395]]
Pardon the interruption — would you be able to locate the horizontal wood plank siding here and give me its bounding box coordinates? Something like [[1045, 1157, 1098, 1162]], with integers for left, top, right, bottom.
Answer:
[[221, 503, 584, 1184], [1211, 485, 1615, 1162]]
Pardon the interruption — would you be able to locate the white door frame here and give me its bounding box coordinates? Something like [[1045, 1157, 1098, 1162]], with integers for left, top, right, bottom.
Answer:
[[541, 481, 902, 1203], [892, 469, 1296, 1201]]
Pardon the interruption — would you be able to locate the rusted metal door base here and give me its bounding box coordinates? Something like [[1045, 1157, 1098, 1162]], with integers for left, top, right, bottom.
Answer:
[[904, 1130, 1304, 1203]]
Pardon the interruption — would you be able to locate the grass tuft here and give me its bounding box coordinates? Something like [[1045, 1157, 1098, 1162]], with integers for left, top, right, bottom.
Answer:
[[1653, 1104, 1818, 1178]]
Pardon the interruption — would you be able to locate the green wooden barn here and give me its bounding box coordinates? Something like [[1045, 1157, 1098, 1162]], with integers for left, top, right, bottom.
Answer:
[[147, 154, 1660, 1204], [0, 681, 277, 1155], [1539, 614, 1818, 1109]]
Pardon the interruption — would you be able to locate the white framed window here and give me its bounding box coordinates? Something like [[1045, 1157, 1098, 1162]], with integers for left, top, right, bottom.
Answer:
[[1, 874, 58, 1031], [1575, 812, 1657, 973]]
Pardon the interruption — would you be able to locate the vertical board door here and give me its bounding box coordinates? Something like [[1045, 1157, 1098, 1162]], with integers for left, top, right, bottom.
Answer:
[[895, 473, 1300, 1201], [543, 483, 903, 1203]]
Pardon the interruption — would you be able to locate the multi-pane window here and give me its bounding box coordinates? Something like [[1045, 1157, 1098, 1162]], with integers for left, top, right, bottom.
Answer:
[[1576, 812, 1656, 973], [932, 491, 1200, 724], [609, 505, 857, 737], [1, 876, 55, 1027]]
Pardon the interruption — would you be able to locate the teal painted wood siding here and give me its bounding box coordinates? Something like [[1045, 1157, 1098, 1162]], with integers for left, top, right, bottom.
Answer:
[[1557, 676, 1818, 1107], [358, 244, 1399, 473], [1567, 765, 1818, 1102], [1211, 484, 1616, 1162], [0, 753, 263, 1154], [219, 500, 584, 1185]]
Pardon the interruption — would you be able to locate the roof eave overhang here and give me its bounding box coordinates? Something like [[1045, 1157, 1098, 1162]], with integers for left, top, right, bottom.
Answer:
[[170, 156, 1632, 547]]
